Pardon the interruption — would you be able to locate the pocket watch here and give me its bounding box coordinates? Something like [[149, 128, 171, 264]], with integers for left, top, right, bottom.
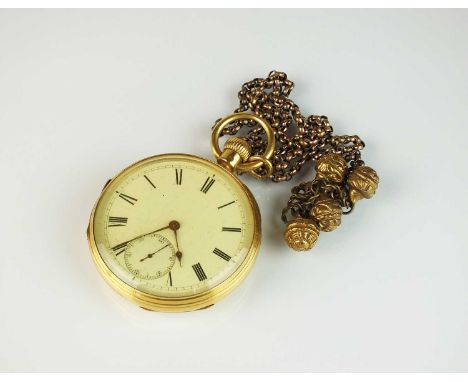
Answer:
[[87, 71, 379, 313], [87, 113, 275, 312]]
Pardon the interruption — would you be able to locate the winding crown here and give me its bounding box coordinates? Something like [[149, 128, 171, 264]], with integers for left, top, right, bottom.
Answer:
[[223, 137, 252, 162]]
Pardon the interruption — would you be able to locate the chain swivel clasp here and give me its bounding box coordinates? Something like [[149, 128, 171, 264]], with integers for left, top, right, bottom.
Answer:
[[211, 113, 276, 180]]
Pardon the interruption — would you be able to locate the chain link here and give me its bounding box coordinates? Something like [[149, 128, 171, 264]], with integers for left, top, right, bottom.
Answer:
[[281, 178, 354, 223], [219, 71, 366, 182]]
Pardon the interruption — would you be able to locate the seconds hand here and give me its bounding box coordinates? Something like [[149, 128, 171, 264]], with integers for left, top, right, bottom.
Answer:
[[139, 244, 170, 262]]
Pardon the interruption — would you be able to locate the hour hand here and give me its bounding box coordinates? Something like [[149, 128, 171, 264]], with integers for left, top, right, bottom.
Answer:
[[169, 220, 183, 267], [176, 251, 182, 266]]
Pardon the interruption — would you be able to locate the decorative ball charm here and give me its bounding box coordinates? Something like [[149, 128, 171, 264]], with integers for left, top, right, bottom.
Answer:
[[311, 199, 342, 232], [284, 218, 320, 251], [347, 166, 379, 203], [315, 153, 348, 183]]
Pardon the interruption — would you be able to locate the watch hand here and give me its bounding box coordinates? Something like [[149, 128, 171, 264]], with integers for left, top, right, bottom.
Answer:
[[174, 230, 182, 267], [176, 250, 182, 267], [169, 220, 183, 267], [139, 244, 170, 262], [113, 224, 171, 251]]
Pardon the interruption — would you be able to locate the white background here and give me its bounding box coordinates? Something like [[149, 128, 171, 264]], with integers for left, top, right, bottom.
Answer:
[[0, 9, 467, 372]]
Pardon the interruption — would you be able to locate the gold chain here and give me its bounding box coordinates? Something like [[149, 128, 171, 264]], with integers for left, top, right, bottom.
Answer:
[[219, 71, 366, 182], [281, 178, 354, 224], [215, 71, 379, 252]]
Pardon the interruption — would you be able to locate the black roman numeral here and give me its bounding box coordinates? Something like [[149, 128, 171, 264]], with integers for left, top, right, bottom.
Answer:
[[222, 227, 241, 233], [218, 201, 235, 209], [118, 193, 137, 205], [175, 169, 183, 185], [112, 242, 127, 256], [213, 248, 231, 261], [192, 262, 207, 281], [200, 176, 215, 194], [167, 272, 173, 286], [108, 216, 128, 227], [144, 175, 156, 188]]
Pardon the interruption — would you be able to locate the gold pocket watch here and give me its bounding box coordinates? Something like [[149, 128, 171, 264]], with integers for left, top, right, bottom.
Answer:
[[88, 71, 379, 313], [87, 113, 275, 312]]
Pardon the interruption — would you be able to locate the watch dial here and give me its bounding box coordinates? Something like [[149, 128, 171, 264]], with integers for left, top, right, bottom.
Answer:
[[91, 154, 258, 298]]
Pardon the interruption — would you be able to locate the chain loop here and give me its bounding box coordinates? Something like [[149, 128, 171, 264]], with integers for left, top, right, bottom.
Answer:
[[211, 112, 275, 178], [238, 155, 273, 180]]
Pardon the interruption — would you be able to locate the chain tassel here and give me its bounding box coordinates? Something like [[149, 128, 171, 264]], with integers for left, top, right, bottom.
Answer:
[[282, 154, 379, 251], [221, 71, 379, 252]]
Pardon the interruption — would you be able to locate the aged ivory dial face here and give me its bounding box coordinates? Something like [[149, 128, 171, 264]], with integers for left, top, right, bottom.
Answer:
[[91, 154, 257, 299]]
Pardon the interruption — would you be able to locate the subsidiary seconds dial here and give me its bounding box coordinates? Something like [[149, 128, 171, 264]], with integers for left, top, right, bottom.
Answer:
[[124, 233, 175, 280]]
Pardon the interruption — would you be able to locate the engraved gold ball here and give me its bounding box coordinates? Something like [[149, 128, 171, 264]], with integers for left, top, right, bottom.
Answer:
[[310, 198, 342, 232], [347, 166, 379, 203], [284, 218, 320, 251], [315, 153, 348, 183]]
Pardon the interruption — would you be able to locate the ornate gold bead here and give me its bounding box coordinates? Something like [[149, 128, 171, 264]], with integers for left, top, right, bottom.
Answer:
[[284, 218, 320, 251], [315, 153, 347, 183], [311, 199, 342, 232], [347, 166, 379, 203]]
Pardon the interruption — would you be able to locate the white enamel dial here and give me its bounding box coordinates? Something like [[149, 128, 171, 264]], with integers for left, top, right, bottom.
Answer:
[[91, 154, 258, 300]]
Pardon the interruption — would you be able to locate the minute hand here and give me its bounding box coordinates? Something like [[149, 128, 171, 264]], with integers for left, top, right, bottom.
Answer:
[[112, 224, 171, 250]]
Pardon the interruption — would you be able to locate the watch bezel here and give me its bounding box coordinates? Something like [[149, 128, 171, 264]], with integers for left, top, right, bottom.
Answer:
[[87, 153, 261, 312]]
